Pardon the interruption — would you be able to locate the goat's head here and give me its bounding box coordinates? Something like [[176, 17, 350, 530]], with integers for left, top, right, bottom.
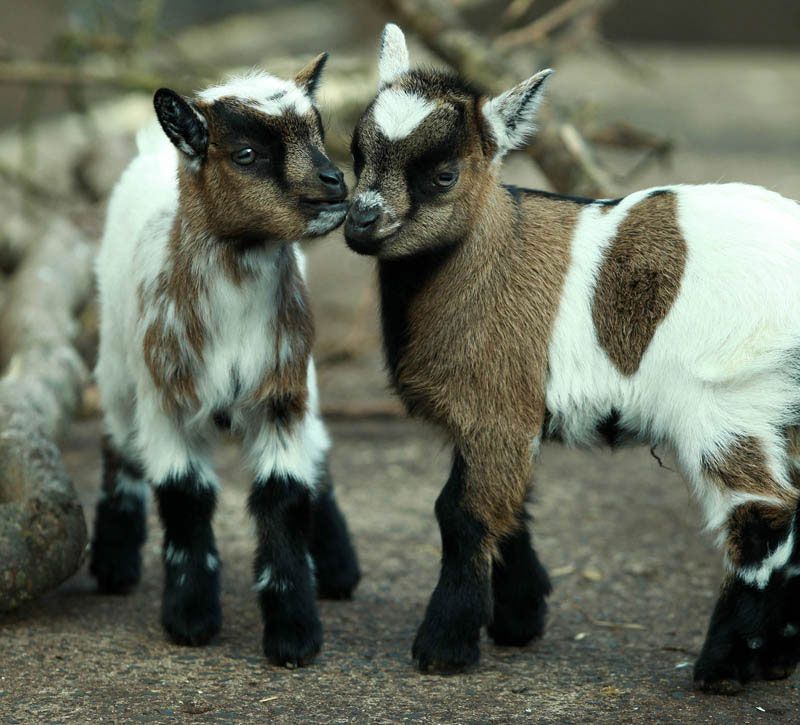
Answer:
[[344, 24, 553, 258], [153, 55, 347, 244]]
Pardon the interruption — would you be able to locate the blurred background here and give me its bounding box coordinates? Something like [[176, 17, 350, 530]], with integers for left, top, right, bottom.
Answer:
[[1, 2, 799, 721]]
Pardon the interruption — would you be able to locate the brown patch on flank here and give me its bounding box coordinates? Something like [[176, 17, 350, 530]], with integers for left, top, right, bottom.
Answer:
[[592, 191, 687, 376], [725, 500, 794, 569], [703, 436, 799, 504]]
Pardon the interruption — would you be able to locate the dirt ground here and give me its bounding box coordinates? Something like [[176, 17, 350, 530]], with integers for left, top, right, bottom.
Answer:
[[2, 35, 800, 724], [2, 418, 799, 723]]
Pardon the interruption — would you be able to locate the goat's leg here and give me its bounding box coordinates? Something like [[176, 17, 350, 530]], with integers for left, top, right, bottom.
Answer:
[[137, 393, 221, 646], [488, 512, 551, 646], [245, 410, 328, 666], [688, 435, 799, 693], [90, 433, 148, 594], [308, 458, 361, 600], [412, 437, 532, 673]]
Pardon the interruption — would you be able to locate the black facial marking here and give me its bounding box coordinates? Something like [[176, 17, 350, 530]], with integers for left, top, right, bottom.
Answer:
[[210, 100, 293, 188]]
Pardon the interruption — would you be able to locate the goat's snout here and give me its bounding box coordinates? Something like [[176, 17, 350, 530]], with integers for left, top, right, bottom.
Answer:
[[344, 203, 383, 254], [318, 165, 345, 193]]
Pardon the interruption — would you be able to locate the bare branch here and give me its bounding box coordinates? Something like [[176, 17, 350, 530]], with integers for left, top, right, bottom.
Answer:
[[496, 0, 613, 50]]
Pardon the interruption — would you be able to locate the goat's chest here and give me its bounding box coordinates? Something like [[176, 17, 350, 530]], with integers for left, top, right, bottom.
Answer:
[[195, 272, 285, 408]]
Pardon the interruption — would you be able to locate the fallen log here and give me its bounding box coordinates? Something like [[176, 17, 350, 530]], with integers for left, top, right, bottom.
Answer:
[[0, 217, 93, 612]]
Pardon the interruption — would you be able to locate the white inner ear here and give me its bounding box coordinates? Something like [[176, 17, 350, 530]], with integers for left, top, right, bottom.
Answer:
[[482, 71, 552, 161], [378, 24, 410, 88]]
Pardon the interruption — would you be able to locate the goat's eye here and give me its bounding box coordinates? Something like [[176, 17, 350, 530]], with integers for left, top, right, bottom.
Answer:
[[233, 147, 256, 166], [433, 170, 458, 188]]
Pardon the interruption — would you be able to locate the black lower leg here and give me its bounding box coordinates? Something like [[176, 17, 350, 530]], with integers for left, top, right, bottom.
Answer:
[[90, 436, 147, 594], [413, 452, 490, 674], [249, 474, 322, 667], [156, 472, 221, 646], [309, 463, 361, 599], [693, 576, 780, 693], [760, 509, 800, 680], [694, 501, 795, 693], [488, 515, 551, 646]]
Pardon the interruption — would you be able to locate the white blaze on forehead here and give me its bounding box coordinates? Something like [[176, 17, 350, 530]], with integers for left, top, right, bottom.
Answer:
[[199, 70, 312, 117], [373, 89, 435, 141]]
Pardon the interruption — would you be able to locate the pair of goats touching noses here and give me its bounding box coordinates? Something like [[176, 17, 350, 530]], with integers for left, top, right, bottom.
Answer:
[[91, 23, 800, 693]]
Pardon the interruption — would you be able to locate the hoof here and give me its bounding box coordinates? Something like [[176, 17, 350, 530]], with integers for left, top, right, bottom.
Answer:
[[693, 676, 745, 696], [412, 622, 480, 675], [161, 564, 222, 647], [315, 564, 361, 601], [488, 597, 547, 647], [262, 615, 323, 668]]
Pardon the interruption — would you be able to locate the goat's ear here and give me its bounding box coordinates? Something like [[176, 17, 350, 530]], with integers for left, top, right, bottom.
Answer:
[[481, 69, 553, 160], [153, 88, 208, 159], [378, 23, 409, 88], [295, 52, 329, 101]]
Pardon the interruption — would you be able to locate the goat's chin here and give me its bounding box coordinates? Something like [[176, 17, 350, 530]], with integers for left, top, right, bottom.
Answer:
[[304, 207, 348, 237]]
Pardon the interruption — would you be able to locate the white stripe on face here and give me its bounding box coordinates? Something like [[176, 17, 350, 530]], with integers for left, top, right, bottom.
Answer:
[[373, 89, 435, 141], [199, 72, 312, 117]]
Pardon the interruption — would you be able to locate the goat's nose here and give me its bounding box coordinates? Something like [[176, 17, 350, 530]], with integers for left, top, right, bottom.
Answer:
[[348, 206, 379, 231], [318, 167, 345, 189]]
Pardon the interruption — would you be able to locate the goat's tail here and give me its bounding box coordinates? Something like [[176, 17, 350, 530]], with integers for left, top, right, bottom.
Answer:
[[135, 121, 169, 156]]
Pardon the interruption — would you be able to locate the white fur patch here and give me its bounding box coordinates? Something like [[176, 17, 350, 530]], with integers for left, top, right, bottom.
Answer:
[[199, 70, 311, 117], [373, 89, 435, 141], [378, 23, 410, 88]]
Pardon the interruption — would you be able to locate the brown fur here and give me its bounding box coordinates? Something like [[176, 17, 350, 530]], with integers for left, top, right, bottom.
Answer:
[[180, 101, 316, 248], [725, 500, 794, 569], [702, 436, 798, 504], [592, 191, 687, 376], [398, 181, 577, 550]]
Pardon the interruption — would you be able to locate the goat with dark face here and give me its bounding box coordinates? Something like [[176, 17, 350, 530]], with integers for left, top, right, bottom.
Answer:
[[91, 55, 360, 668], [345, 24, 800, 693]]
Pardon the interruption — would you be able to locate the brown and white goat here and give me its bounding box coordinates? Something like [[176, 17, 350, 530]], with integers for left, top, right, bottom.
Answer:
[[90, 56, 360, 666], [344, 24, 800, 692]]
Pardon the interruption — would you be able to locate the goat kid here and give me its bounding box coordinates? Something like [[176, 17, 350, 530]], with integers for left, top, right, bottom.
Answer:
[[90, 55, 360, 667], [344, 24, 800, 692]]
